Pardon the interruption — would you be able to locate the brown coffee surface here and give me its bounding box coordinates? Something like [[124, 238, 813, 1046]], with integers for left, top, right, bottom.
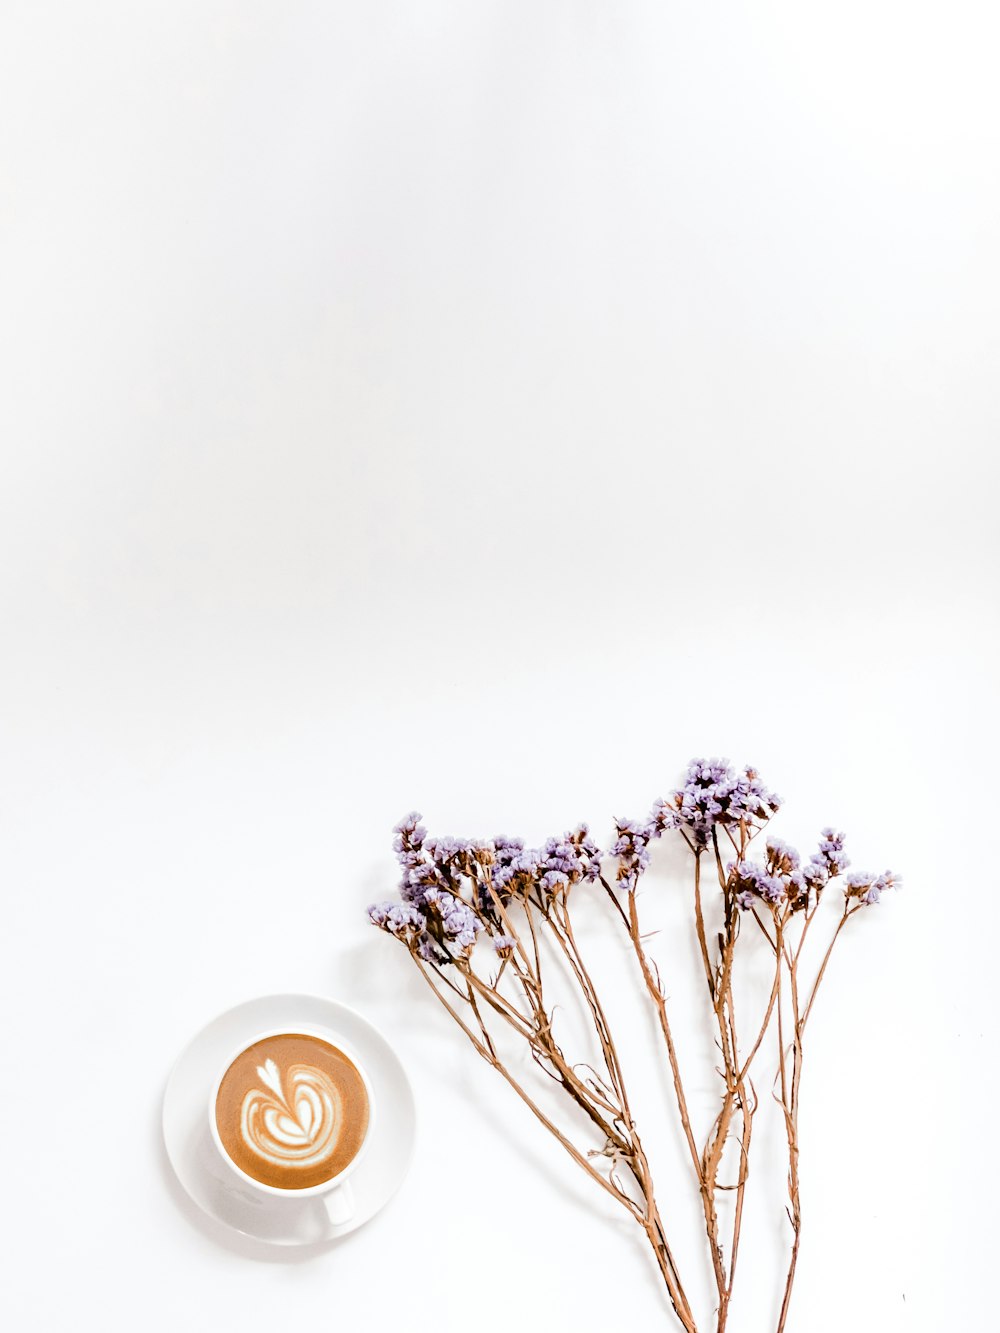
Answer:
[[215, 1032, 370, 1189]]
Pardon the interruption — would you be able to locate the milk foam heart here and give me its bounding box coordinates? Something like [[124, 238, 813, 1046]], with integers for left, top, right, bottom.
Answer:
[[241, 1058, 344, 1170]]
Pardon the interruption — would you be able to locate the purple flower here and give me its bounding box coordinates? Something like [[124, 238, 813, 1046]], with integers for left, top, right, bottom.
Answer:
[[369, 898, 456, 963], [802, 859, 829, 890], [399, 860, 445, 909], [846, 868, 901, 905], [423, 888, 481, 953], [800, 828, 848, 900], [648, 798, 679, 836], [732, 859, 787, 910], [424, 835, 478, 864], [493, 933, 516, 956], [486, 828, 600, 903], [538, 827, 602, 888], [489, 842, 540, 897], [368, 900, 428, 940], [376, 812, 607, 959], [612, 760, 783, 892], [816, 828, 849, 876], [390, 811, 450, 908], [786, 869, 812, 912], [392, 811, 426, 851], [417, 935, 450, 964], [662, 758, 783, 848], [766, 838, 801, 875], [610, 816, 654, 893]]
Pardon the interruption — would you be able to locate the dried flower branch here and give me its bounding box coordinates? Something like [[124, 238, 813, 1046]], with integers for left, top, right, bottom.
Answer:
[[368, 761, 900, 1331]]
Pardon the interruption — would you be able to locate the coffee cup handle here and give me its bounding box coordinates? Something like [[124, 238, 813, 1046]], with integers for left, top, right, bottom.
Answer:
[[322, 1181, 355, 1228]]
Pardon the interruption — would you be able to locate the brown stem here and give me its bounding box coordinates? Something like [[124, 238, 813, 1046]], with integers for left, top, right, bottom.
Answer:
[[625, 887, 727, 1309], [774, 977, 801, 1333], [692, 850, 715, 999], [725, 1081, 754, 1323], [417, 961, 637, 1213], [705, 834, 754, 1333], [414, 957, 698, 1332], [721, 948, 783, 1314], [776, 1228, 801, 1333], [643, 1183, 700, 1333], [737, 953, 782, 1084], [550, 894, 699, 1330], [625, 893, 701, 1170], [461, 890, 630, 1140], [458, 952, 628, 1150], [776, 902, 857, 1330], [550, 896, 630, 1113], [801, 904, 855, 1030], [774, 909, 804, 1333], [712, 824, 795, 1331]]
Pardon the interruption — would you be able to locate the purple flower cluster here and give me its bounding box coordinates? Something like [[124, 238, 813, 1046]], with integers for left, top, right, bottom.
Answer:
[[370, 773, 899, 950], [390, 811, 444, 900], [422, 886, 480, 951], [488, 836, 538, 897], [609, 759, 784, 891], [766, 837, 810, 910], [733, 831, 850, 914], [650, 758, 783, 849], [368, 900, 425, 939], [369, 814, 603, 964], [814, 828, 848, 876], [766, 838, 800, 875], [538, 827, 603, 892], [732, 859, 787, 911], [486, 826, 601, 903], [797, 828, 848, 900], [367, 899, 445, 963], [729, 827, 900, 914], [368, 812, 485, 963], [844, 869, 902, 906], [609, 817, 654, 893], [423, 834, 483, 868]]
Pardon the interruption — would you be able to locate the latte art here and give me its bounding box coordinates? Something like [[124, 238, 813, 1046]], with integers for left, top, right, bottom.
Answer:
[[214, 1032, 371, 1190], [241, 1058, 343, 1171]]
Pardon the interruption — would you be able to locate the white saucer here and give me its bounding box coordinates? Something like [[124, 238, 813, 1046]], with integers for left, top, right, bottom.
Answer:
[[162, 993, 416, 1247]]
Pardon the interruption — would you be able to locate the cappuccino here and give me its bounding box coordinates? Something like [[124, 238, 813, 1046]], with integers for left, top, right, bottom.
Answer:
[[214, 1032, 370, 1190]]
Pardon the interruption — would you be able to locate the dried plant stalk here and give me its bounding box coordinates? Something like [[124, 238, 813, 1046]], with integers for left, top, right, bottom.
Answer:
[[369, 760, 899, 1331]]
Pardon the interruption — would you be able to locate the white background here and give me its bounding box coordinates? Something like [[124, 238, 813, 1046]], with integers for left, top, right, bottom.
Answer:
[[1, 3, 997, 1329]]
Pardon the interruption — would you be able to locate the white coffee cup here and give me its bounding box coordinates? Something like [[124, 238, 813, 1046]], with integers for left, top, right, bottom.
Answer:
[[208, 1026, 376, 1226]]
